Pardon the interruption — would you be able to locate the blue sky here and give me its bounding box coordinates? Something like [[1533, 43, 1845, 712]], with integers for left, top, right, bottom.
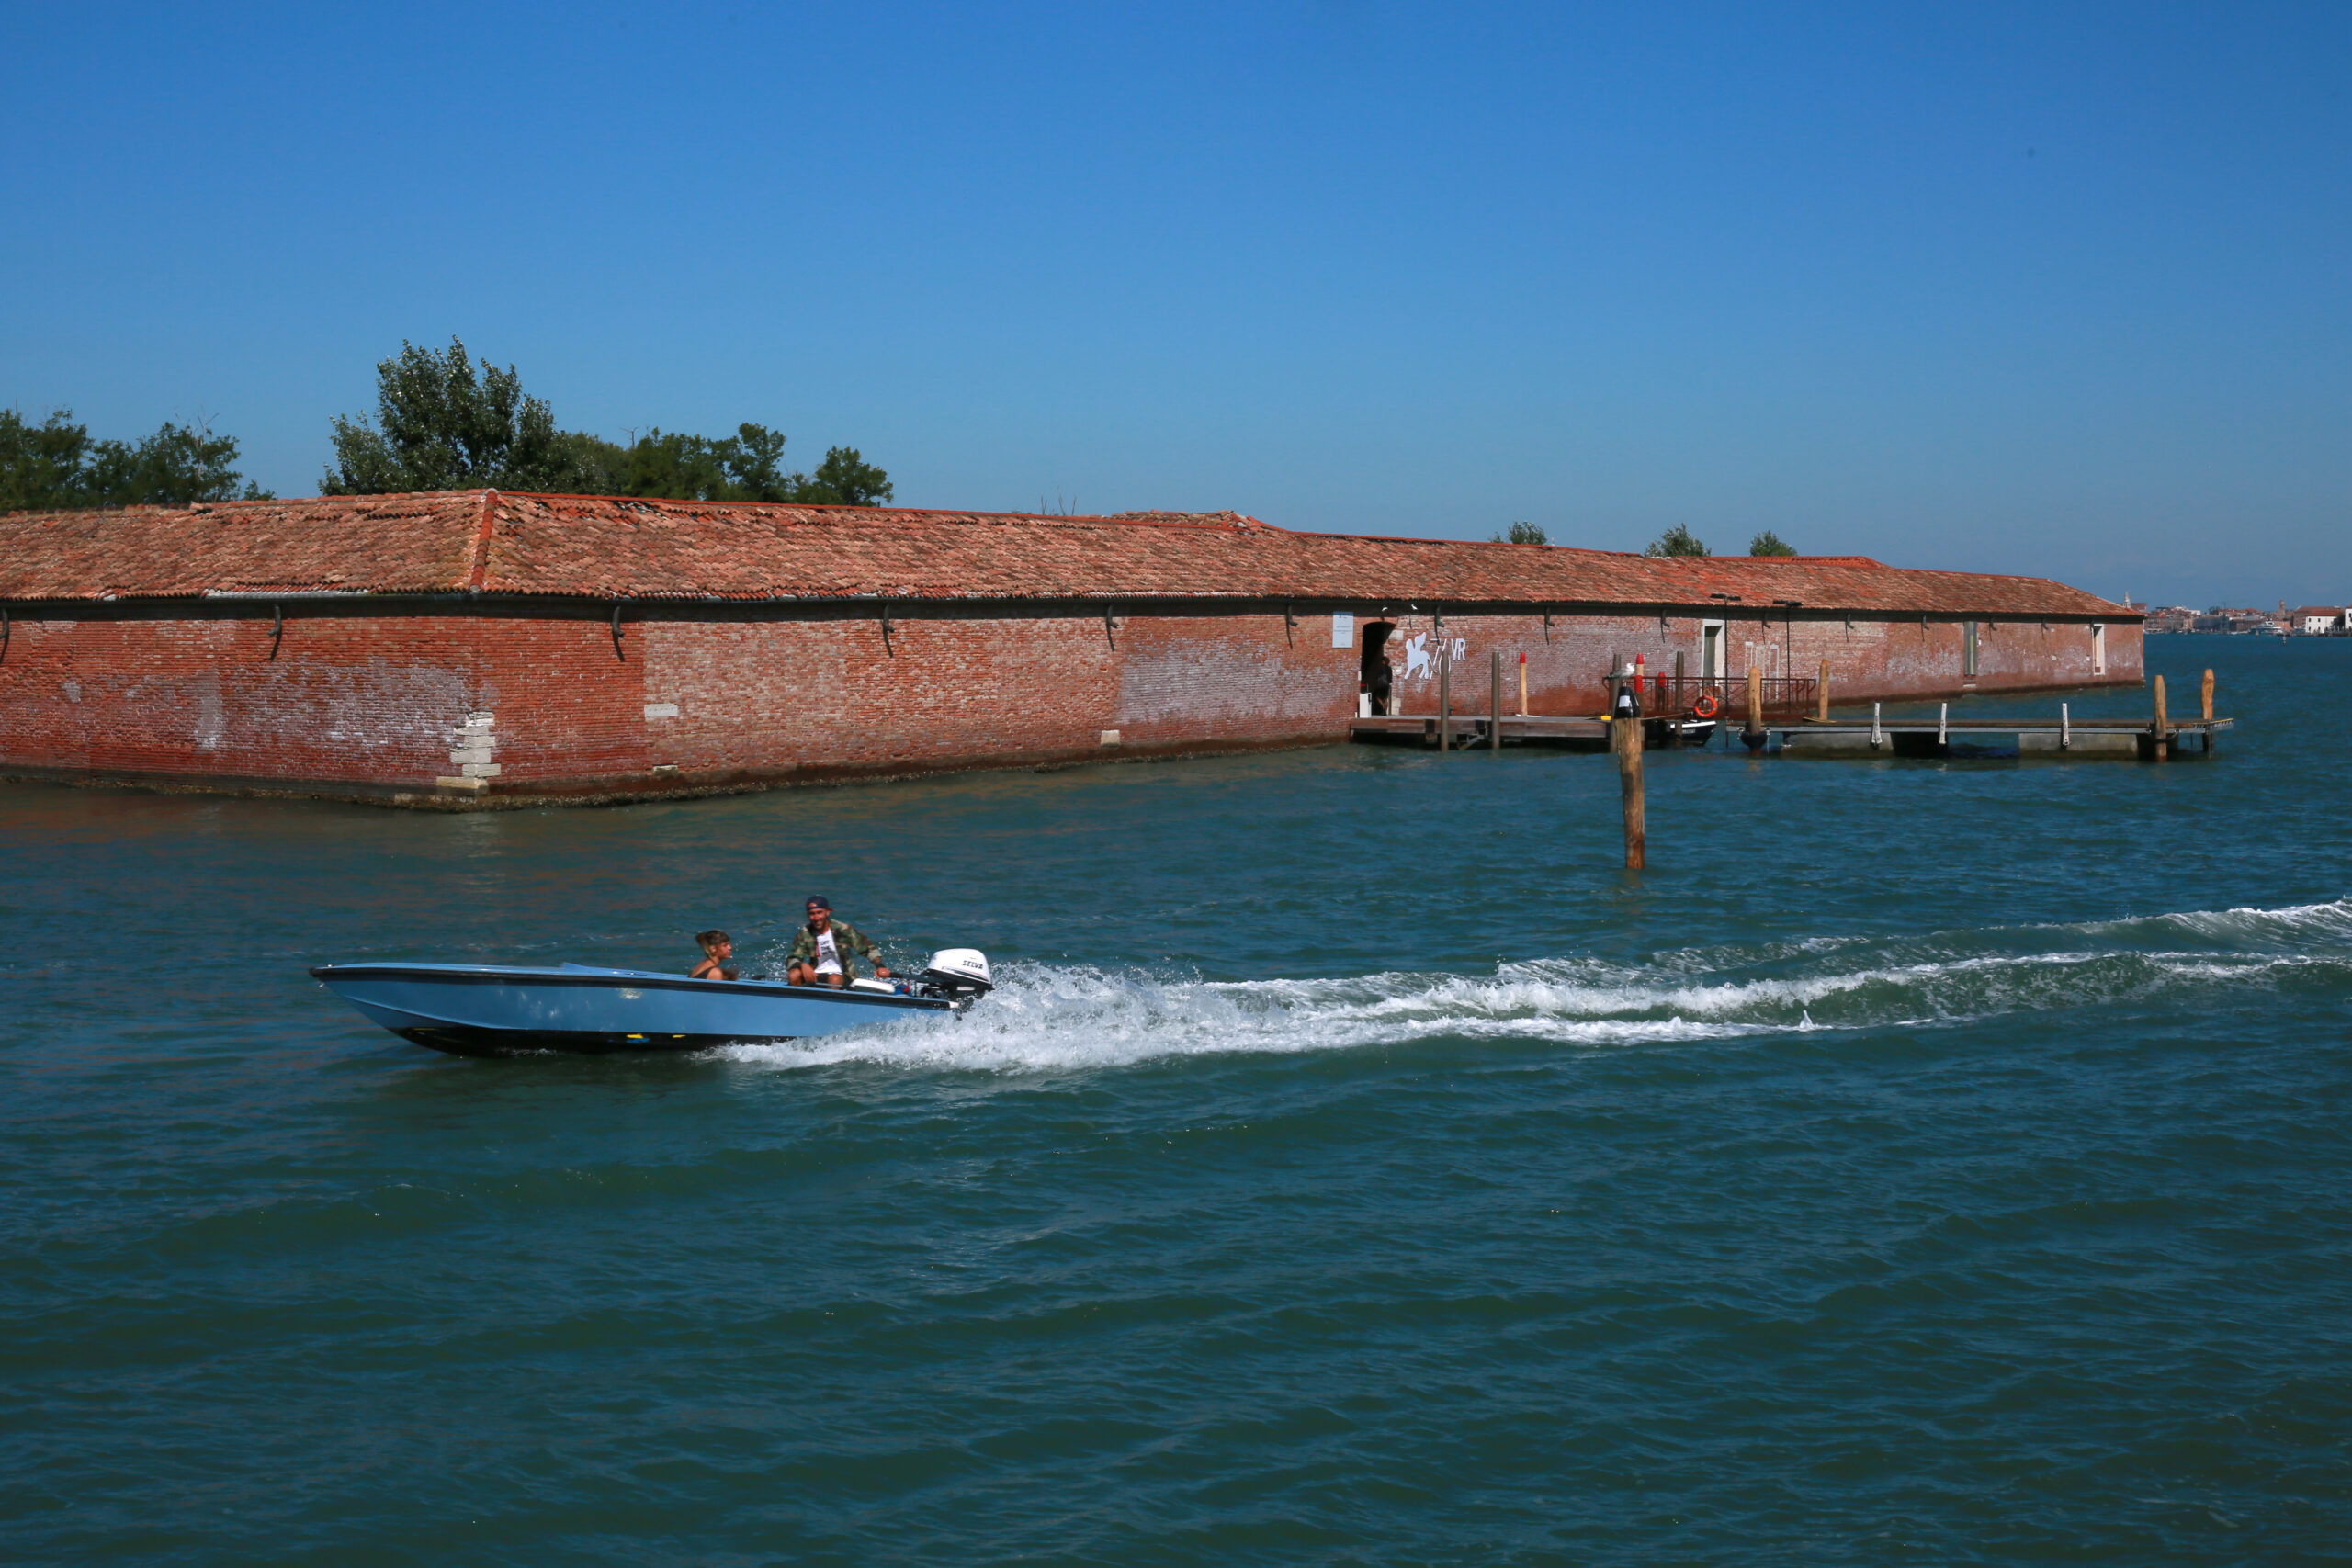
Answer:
[[4, 2, 2345, 606]]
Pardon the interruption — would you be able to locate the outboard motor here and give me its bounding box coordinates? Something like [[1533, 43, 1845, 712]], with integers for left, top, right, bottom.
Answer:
[[919, 948, 993, 1007]]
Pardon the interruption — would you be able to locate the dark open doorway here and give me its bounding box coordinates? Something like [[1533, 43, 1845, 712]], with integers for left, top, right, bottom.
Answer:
[[1359, 622, 1396, 715]]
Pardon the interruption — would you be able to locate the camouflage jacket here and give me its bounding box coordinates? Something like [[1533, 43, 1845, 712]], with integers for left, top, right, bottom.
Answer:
[[786, 919, 884, 976]]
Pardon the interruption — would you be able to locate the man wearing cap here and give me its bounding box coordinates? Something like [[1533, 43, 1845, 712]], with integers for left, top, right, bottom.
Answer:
[[786, 897, 892, 988]]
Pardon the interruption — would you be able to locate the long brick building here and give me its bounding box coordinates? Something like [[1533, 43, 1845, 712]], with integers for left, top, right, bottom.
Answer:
[[0, 491, 2139, 807]]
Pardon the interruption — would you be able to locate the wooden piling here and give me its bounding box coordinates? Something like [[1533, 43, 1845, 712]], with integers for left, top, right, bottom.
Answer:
[[1816, 658, 1829, 723], [2201, 668, 2214, 723], [1673, 650, 1686, 715], [1614, 688, 1646, 869], [1519, 651, 1530, 716], [1743, 663, 1765, 750], [1489, 650, 1502, 751], [2153, 673, 2169, 761], [1438, 641, 1452, 751]]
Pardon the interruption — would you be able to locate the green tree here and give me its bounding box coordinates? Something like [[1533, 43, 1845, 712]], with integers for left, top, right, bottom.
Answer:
[[323, 337, 581, 493], [796, 446, 893, 506], [3, 407, 268, 512], [1645, 524, 1709, 558], [1488, 520, 1547, 545], [322, 339, 893, 504], [1748, 529, 1798, 557]]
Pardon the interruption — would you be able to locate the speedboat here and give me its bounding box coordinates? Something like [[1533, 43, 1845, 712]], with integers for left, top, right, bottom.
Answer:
[[311, 948, 994, 1055]]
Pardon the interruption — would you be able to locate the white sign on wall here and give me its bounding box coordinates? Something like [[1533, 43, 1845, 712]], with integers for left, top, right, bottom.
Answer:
[[1331, 613, 1355, 648]]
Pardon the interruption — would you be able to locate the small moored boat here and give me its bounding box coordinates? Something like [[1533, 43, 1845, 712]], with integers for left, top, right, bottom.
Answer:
[[311, 949, 994, 1055]]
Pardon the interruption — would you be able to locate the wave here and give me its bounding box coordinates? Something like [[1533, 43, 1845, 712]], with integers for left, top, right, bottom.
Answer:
[[715, 897, 2352, 1075]]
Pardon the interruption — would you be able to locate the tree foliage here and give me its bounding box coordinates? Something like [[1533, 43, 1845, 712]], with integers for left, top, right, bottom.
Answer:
[[2, 408, 270, 513], [322, 338, 581, 494], [1489, 520, 1547, 545], [1748, 529, 1798, 557], [1645, 524, 1709, 558], [323, 337, 892, 505]]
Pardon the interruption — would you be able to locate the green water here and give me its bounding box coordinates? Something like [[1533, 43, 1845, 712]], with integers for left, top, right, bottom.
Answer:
[[2, 637, 2346, 1563]]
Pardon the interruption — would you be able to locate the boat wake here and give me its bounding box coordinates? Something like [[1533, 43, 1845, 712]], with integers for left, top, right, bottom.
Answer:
[[716, 897, 2352, 1074]]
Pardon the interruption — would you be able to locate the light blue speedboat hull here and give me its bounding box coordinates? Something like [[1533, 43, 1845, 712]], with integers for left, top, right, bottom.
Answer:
[[310, 961, 960, 1055]]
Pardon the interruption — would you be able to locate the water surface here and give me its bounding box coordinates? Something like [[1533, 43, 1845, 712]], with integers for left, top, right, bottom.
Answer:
[[3, 638, 2346, 1563]]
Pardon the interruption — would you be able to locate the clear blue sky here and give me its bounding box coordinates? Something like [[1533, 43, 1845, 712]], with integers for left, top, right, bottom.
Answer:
[[4, 2, 2345, 607]]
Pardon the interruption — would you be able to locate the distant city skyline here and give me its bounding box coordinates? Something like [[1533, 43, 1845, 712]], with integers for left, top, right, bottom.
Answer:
[[4, 1, 2345, 608]]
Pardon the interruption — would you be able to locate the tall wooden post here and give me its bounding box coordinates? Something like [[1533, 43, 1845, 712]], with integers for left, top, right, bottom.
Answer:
[[2153, 672, 2169, 761], [1437, 639, 1452, 751], [1615, 689, 1646, 869], [1816, 657, 1829, 722], [1673, 649, 1687, 714], [2201, 668, 2214, 722], [1744, 662, 1765, 750], [1519, 651, 1529, 716], [1489, 650, 1502, 751]]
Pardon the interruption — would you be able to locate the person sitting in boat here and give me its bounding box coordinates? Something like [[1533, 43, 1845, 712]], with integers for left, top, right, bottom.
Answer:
[[690, 929, 739, 981], [786, 897, 891, 987]]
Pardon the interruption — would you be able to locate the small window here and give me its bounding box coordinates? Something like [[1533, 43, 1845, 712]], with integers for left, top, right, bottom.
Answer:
[[1962, 621, 1979, 678]]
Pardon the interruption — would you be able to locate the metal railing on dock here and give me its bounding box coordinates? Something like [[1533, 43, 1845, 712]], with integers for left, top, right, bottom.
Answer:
[[1611, 671, 1818, 722]]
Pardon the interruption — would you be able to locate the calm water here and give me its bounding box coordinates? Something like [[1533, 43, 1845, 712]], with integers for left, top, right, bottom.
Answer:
[[3, 637, 2347, 1565]]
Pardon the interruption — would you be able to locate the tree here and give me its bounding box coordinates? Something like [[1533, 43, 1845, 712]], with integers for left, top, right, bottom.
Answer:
[[796, 446, 893, 507], [322, 338, 894, 504], [1489, 520, 1547, 545], [1645, 524, 1709, 558], [323, 338, 576, 493], [1749, 529, 1797, 557], [2, 407, 269, 512]]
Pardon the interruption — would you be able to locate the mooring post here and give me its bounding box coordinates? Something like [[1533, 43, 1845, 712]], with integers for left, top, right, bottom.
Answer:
[[2201, 667, 2214, 723], [1871, 702, 1883, 750], [1615, 684, 1646, 870], [1743, 663, 1765, 751], [1816, 658, 1829, 723], [1438, 640, 1452, 752], [1673, 649, 1686, 716], [1489, 649, 1502, 751], [1939, 702, 1948, 746], [2153, 673, 2169, 761], [1519, 650, 1530, 716], [2061, 702, 2071, 750]]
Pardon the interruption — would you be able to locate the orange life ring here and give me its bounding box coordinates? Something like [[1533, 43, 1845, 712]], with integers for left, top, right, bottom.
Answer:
[[1691, 692, 1720, 719]]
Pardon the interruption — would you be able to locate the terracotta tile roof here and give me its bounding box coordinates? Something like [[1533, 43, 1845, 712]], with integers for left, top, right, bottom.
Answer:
[[0, 490, 2132, 618]]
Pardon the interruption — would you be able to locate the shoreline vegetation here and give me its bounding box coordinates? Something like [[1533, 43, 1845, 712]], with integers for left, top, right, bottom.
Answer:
[[2, 336, 893, 515]]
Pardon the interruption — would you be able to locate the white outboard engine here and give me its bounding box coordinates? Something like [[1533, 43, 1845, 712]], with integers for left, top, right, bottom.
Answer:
[[919, 948, 993, 1007]]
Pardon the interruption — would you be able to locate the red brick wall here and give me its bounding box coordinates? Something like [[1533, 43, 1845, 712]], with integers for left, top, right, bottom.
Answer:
[[0, 605, 2143, 803]]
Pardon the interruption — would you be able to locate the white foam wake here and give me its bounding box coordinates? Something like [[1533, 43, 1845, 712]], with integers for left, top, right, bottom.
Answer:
[[713, 897, 2352, 1075]]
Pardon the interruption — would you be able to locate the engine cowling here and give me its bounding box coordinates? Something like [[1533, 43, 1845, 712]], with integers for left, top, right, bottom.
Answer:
[[920, 948, 993, 1002]]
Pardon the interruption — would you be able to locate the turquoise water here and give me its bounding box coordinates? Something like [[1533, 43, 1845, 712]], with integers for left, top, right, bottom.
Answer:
[[3, 637, 2347, 1564]]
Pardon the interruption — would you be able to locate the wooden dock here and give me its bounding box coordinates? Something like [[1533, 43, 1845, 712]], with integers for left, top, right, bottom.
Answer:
[[1347, 715, 1710, 751], [1770, 713, 2232, 760], [1347, 710, 2233, 760]]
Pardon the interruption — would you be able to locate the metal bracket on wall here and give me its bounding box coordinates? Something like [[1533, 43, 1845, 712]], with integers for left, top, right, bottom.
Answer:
[[1103, 607, 1118, 649], [879, 602, 896, 657], [269, 604, 284, 661], [1543, 611, 1553, 645], [1845, 611, 1854, 630], [1, 606, 9, 664], [1284, 604, 1296, 647], [611, 604, 626, 661]]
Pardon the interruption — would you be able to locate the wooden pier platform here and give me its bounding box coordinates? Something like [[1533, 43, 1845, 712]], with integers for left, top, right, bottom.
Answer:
[[1770, 716, 2233, 760], [1347, 715, 1711, 751]]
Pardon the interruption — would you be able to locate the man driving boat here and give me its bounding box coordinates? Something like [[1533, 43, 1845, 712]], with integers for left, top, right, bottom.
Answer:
[[786, 897, 892, 988]]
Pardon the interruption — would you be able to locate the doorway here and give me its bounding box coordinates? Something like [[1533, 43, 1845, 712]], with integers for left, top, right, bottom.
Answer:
[[1360, 622, 1396, 715]]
